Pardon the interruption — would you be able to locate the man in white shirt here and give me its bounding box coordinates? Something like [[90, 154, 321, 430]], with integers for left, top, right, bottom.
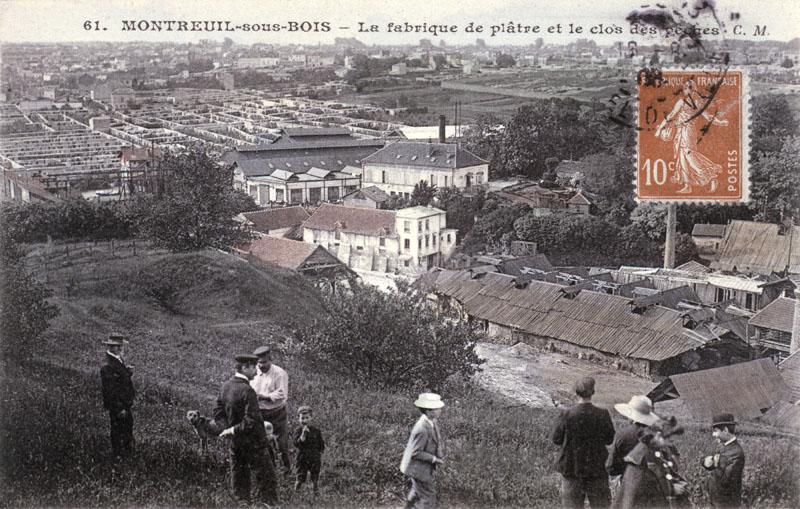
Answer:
[[251, 345, 291, 474]]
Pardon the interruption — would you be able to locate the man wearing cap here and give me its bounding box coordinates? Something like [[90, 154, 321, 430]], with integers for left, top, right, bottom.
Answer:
[[703, 413, 745, 508], [551, 376, 616, 508], [400, 393, 445, 508], [250, 345, 291, 474], [100, 333, 135, 458], [214, 354, 278, 505]]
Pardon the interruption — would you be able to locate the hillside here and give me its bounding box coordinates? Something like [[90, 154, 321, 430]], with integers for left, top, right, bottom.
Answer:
[[1, 244, 798, 508]]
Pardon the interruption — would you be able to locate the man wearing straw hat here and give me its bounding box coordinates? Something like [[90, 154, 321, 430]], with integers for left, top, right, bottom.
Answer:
[[702, 413, 745, 508], [400, 393, 445, 508], [100, 332, 136, 458]]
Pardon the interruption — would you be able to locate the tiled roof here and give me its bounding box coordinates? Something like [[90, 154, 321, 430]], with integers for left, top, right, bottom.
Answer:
[[675, 260, 712, 274], [567, 190, 593, 205], [343, 185, 390, 203], [362, 141, 487, 169], [648, 358, 792, 420], [239, 236, 338, 271], [233, 138, 385, 153], [749, 297, 795, 333], [778, 352, 800, 402], [431, 270, 707, 362], [691, 223, 727, 237], [282, 127, 353, 137], [241, 206, 310, 233], [712, 220, 800, 275], [632, 285, 701, 310], [227, 147, 378, 177], [303, 203, 397, 236]]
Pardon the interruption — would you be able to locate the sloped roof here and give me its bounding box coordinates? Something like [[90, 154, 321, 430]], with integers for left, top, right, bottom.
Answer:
[[362, 141, 487, 169], [759, 400, 800, 433], [241, 207, 310, 233], [675, 260, 712, 274], [712, 220, 800, 275], [567, 190, 593, 205], [691, 223, 727, 237], [343, 185, 390, 203], [282, 127, 352, 137], [749, 297, 795, 333], [239, 236, 339, 271], [228, 147, 378, 177], [431, 271, 707, 362], [496, 254, 554, 279], [632, 285, 702, 310], [778, 352, 800, 402], [303, 203, 396, 236], [648, 358, 792, 420]]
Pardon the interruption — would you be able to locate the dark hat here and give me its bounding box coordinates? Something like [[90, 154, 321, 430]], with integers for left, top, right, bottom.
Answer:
[[253, 345, 271, 357], [297, 405, 313, 415], [102, 332, 129, 346], [235, 354, 259, 365], [574, 376, 596, 397], [711, 413, 737, 428]]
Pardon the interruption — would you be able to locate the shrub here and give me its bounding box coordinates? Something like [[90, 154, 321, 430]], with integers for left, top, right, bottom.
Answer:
[[299, 282, 485, 391]]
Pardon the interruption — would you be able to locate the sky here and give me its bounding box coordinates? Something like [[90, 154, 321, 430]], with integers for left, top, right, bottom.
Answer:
[[0, 0, 797, 46]]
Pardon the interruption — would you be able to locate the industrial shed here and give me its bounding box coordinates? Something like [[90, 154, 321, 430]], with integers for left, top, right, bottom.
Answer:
[[647, 358, 792, 421], [427, 270, 724, 378]]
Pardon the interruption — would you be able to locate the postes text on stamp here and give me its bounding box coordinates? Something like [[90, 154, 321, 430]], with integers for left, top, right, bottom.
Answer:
[[636, 69, 749, 203]]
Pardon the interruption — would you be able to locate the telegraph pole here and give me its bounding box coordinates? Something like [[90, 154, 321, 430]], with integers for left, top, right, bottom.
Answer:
[[663, 203, 677, 268]]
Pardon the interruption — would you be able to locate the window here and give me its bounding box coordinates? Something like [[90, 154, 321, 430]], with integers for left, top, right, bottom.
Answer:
[[476, 172, 484, 184], [430, 174, 435, 185], [745, 293, 753, 310], [418, 238, 422, 249], [425, 235, 429, 247], [425, 219, 430, 231], [418, 222, 422, 233], [379, 237, 385, 247], [444, 176, 448, 187], [404, 220, 410, 233], [404, 239, 410, 250], [447, 233, 451, 243], [404, 259, 410, 267], [335, 230, 341, 240], [432, 235, 436, 247], [356, 246, 364, 251], [327, 186, 339, 201], [382, 170, 386, 183], [275, 188, 285, 201]]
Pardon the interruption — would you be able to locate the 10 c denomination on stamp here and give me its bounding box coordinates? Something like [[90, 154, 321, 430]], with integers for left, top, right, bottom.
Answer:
[[636, 69, 749, 203]]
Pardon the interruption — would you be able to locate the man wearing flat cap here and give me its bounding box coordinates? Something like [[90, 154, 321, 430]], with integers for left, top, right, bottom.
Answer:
[[551, 376, 615, 508], [250, 345, 291, 474], [400, 393, 445, 508], [100, 333, 135, 458], [213, 354, 278, 505], [703, 413, 745, 508]]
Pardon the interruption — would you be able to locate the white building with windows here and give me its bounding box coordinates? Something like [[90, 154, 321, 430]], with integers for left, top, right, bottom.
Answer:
[[361, 141, 488, 199], [302, 203, 457, 273]]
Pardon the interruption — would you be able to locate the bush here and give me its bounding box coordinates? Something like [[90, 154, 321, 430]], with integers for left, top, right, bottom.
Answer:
[[1, 200, 136, 243], [299, 282, 485, 391]]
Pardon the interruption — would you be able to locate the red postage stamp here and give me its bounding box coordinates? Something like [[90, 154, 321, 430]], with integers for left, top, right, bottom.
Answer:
[[636, 69, 749, 203]]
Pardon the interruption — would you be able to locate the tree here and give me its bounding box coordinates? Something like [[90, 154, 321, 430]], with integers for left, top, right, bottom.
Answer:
[[461, 200, 529, 253], [299, 283, 484, 391], [752, 95, 798, 154], [411, 180, 437, 206], [0, 227, 59, 360], [495, 53, 516, 68], [750, 136, 800, 223], [461, 113, 504, 177], [134, 147, 255, 252], [434, 186, 484, 239]]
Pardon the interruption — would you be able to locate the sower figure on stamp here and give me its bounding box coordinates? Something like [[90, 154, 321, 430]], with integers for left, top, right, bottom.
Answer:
[[400, 393, 446, 509], [100, 333, 135, 459], [654, 78, 730, 194], [551, 376, 616, 508], [702, 413, 745, 508], [251, 345, 292, 475], [214, 354, 278, 506]]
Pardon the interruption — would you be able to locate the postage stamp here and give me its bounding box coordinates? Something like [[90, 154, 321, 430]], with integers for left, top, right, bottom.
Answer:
[[636, 68, 750, 203]]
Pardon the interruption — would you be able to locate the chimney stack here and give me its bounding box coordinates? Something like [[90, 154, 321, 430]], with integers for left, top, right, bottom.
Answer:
[[438, 115, 446, 144], [791, 288, 800, 354]]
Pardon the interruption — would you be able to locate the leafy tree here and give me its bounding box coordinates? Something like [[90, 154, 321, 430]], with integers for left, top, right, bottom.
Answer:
[[495, 53, 516, 68], [461, 113, 504, 177], [675, 233, 699, 266], [134, 147, 255, 252], [411, 180, 437, 206], [781, 57, 794, 68], [299, 282, 484, 391], [461, 200, 529, 253], [752, 95, 798, 153], [630, 204, 668, 241], [579, 150, 636, 214], [434, 186, 484, 239], [750, 136, 800, 223], [0, 228, 59, 360]]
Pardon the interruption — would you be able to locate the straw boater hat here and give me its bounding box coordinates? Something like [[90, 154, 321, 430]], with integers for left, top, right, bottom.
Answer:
[[102, 332, 129, 346], [614, 395, 661, 427], [414, 393, 445, 410]]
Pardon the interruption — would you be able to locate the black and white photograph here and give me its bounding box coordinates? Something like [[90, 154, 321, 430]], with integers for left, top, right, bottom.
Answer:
[[0, 0, 798, 507]]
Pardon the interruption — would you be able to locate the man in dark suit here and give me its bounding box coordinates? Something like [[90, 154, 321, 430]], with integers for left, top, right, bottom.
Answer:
[[214, 354, 278, 506], [551, 377, 616, 508], [703, 413, 745, 508], [100, 333, 135, 458]]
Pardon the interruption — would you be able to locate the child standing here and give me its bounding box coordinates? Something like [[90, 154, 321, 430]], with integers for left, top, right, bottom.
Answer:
[[293, 406, 325, 495]]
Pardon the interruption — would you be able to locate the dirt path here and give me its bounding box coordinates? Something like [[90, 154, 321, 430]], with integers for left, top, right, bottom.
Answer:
[[474, 342, 657, 410]]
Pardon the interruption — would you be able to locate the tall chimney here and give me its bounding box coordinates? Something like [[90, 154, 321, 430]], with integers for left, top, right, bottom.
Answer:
[[438, 115, 446, 144], [791, 288, 800, 354]]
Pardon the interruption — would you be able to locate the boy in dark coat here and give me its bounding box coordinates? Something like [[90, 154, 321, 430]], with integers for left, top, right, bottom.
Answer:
[[100, 333, 135, 458], [703, 413, 745, 508], [551, 376, 616, 508], [293, 406, 325, 495], [214, 354, 278, 505]]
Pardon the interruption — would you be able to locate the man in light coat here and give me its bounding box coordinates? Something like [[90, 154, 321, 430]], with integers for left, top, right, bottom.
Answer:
[[400, 393, 445, 509]]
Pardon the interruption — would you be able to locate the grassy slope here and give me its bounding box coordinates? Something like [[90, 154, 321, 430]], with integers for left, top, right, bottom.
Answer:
[[1, 246, 798, 508]]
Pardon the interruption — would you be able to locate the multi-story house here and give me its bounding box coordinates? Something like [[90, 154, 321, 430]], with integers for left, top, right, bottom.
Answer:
[[302, 203, 457, 272]]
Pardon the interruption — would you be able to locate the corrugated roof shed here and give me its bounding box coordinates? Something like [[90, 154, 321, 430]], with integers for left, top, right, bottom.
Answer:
[[778, 352, 800, 402], [242, 207, 310, 233], [432, 271, 707, 361], [712, 220, 800, 275], [692, 223, 727, 237], [675, 260, 712, 274], [303, 203, 397, 236], [362, 141, 487, 169], [648, 358, 792, 420], [749, 297, 795, 333], [632, 285, 702, 310], [759, 400, 800, 433]]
